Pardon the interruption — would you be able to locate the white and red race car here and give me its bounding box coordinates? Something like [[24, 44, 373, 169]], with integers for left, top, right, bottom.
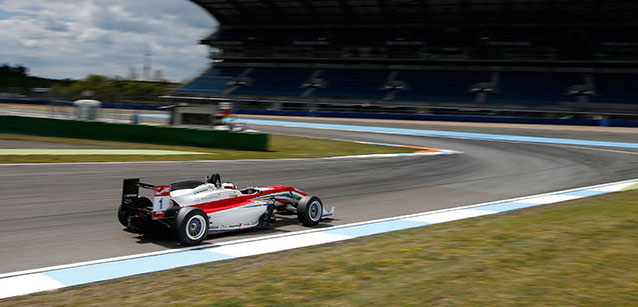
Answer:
[[118, 173, 335, 246]]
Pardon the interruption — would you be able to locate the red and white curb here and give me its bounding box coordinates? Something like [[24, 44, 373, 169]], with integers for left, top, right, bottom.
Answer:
[[1, 178, 636, 300]]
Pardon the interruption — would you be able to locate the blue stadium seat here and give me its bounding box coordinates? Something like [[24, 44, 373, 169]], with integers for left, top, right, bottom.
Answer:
[[232, 67, 311, 97], [592, 73, 638, 104], [489, 72, 582, 105], [176, 66, 638, 108], [312, 69, 387, 100], [175, 66, 244, 94], [394, 70, 486, 103]]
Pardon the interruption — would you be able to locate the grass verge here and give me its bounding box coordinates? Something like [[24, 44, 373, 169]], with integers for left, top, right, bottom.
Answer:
[[5, 190, 637, 306], [0, 134, 413, 163]]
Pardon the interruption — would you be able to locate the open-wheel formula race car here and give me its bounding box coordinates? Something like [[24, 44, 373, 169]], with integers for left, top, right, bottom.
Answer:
[[118, 172, 335, 246]]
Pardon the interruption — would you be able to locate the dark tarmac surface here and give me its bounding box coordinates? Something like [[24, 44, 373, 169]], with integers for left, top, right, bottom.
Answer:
[[0, 118, 637, 273]]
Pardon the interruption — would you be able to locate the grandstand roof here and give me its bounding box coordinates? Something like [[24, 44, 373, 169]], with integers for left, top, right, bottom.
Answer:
[[191, 0, 638, 26]]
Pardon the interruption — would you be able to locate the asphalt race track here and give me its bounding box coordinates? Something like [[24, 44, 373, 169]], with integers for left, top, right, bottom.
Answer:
[[1, 118, 637, 274]]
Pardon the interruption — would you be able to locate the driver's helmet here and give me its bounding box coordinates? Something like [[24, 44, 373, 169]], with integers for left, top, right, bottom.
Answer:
[[207, 173, 222, 188]]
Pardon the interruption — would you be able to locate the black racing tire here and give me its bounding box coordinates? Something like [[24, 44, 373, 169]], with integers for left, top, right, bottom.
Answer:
[[173, 207, 209, 246], [297, 196, 323, 226], [117, 203, 129, 227], [118, 197, 152, 228]]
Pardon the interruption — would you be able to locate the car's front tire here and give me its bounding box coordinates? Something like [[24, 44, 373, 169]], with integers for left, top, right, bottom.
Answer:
[[297, 196, 323, 226], [173, 207, 209, 246]]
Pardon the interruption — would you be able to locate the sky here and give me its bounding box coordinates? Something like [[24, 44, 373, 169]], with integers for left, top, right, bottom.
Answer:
[[0, 0, 218, 82]]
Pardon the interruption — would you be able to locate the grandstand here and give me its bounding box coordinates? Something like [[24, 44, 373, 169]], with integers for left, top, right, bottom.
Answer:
[[176, 0, 638, 116]]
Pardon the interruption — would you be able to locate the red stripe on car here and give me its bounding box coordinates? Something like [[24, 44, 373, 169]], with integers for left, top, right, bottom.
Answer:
[[191, 186, 307, 214]]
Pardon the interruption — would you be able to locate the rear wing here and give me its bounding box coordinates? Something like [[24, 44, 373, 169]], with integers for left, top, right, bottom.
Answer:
[[122, 179, 172, 219], [122, 178, 155, 199]]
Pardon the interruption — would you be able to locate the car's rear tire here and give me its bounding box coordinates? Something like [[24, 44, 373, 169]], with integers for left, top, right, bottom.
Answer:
[[117, 203, 129, 227], [297, 196, 323, 226], [118, 197, 151, 228], [174, 207, 209, 246]]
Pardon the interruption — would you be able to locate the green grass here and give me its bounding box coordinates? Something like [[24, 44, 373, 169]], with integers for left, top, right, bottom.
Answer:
[[0, 134, 412, 163], [4, 190, 637, 306]]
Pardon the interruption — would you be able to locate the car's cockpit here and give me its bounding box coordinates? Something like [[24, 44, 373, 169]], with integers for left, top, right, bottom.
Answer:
[[169, 173, 261, 202]]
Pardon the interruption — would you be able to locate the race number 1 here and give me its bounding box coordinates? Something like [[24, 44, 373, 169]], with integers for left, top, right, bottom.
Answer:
[[153, 185, 171, 213]]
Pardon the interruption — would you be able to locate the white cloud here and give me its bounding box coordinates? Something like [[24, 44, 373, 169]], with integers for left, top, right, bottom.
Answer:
[[0, 0, 218, 82], [41, 12, 69, 32]]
